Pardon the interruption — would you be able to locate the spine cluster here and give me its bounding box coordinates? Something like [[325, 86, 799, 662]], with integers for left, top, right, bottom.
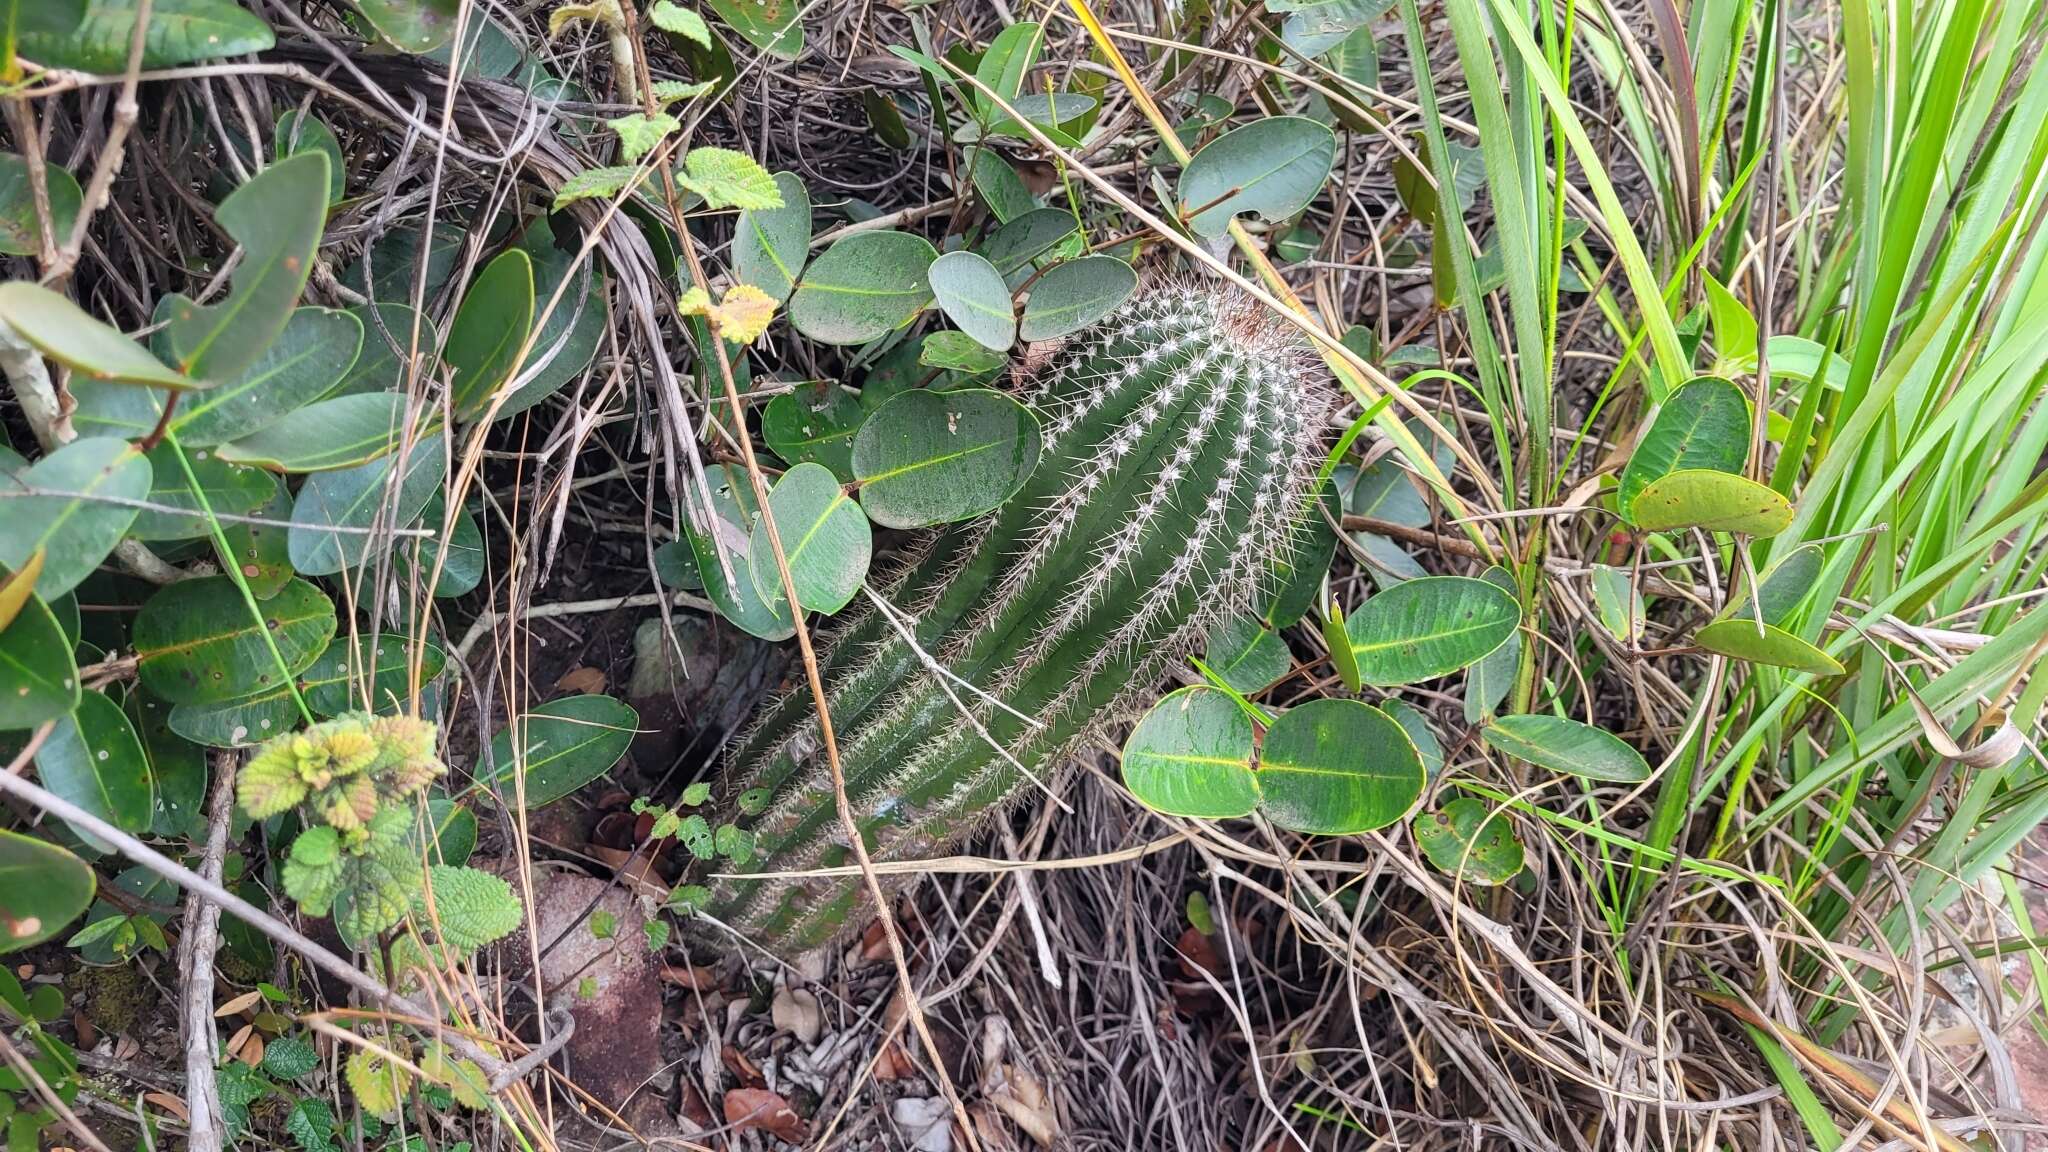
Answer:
[[706, 284, 1329, 954]]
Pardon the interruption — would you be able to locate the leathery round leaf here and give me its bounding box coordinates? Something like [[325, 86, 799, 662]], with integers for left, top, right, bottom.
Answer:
[[1481, 714, 1651, 782], [1019, 255, 1137, 342], [0, 437, 151, 599], [0, 154, 81, 257], [0, 830, 96, 954], [787, 230, 937, 346], [483, 694, 640, 809], [1120, 686, 1259, 820], [763, 383, 863, 481], [852, 388, 1042, 528], [134, 576, 337, 705], [1340, 575, 1521, 687], [1176, 116, 1336, 239], [1257, 699, 1423, 835], [36, 689, 154, 846], [1202, 615, 1291, 694], [0, 282, 194, 390], [301, 633, 448, 716], [445, 247, 536, 420], [1629, 469, 1793, 536], [0, 585, 78, 731], [1414, 797, 1524, 885], [1618, 375, 1749, 521], [927, 250, 1016, 351], [733, 172, 811, 302], [1692, 618, 1844, 676], [748, 462, 871, 616], [217, 392, 419, 473]]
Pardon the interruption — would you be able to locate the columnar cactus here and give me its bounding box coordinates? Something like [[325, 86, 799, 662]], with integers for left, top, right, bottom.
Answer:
[[704, 284, 1330, 954]]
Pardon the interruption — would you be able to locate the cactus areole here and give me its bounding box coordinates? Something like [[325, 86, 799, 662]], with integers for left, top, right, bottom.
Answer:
[[705, 284, 1331, 954]]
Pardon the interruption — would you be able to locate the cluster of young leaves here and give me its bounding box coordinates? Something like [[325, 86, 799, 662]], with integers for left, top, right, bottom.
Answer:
[[633, 782, 763, 914], [0, 968, 80, 1152]]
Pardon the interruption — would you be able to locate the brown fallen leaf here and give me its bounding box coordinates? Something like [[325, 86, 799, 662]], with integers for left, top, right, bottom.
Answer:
[[143, 1091, 189, 1122], [770, 987, 822, 1045], [1176, 926, 1221, 979], [721, 1043, 765, 1088], [215, 989, 263, 1018], [723, 1087, 807, 1143], [660, 964, 718, 991], [557, 666, 608, 695], [873, 1040, 916, 1081]]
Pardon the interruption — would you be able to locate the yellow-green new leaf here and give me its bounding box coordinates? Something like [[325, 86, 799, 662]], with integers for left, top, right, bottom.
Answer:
[[1631, 468, 1794, 536], [1693, 618, 1844, 676]]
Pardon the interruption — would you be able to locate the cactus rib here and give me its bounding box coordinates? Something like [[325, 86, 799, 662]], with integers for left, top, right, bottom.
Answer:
[[703, 283, 1330, 954]]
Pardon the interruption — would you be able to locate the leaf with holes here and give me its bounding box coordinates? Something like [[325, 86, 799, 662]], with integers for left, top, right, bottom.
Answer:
[[1630, 469, 1793, 536], [1481, 714, 1650, 782], [129, 445, 273, 541], [168, 688, 297, 748], [733, 172, 810, 302], [222, 476, 293, 598], [763, 384, 863, 481], [1257, 699, 1423, 835], [36, 689, 153, 847], [1202, 615, 1290, 694], [353, 0, 459, 52], [446, 248, 535, 421], [1177, 116, 1335, 239], [0, 437, 151, 599], [1340, 575, 1520, 686], [788, 231, 937, 346], [218, 393, 419, 473], [133, 576, 335, 705], [705, 0, 799, 59], [0, 830, 95, 954], [748, 462, 870, 616], [1120, 686, 1259, 819], [1693, 618, 1843, 675], [1618, 376, 1750, 521], [0, 586, 78, 730], [0, 283, 196, 391], [161, 153, 327, 383], [852, 388, 1042, 528], [1414, 797, 1523, 885], [928, 250, 1015, 351], [1020, 255, 1136, 342], [483, 694, 639, 809], [301, 633, 446, 716], [0, 154, 80, 256]]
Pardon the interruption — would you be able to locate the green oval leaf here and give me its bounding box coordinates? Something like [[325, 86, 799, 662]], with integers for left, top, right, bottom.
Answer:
[[1381, 698, 1443, 781], [749, 462, 871, 616], [1119, 686, 1260, 819], [1177, 116, 1336, 239], [688, 466, 794, 641], [1019, 255, 1137, 342], [1692, 618, 1844, 675], [417, 796, 477, 866], [977, 207, 1078, 280], [788, 230, 937, 346], [484, 694, 640, 809], [705, 0, 801, 60], [1257, 699, 1423, 835], [221, 476, 294, 599], [0, 437, 151, 599], [1724, 542, 1823, 627], [763, 383, 863, 481], [919, 330, 1006, 375], [1414, 797, 1523, 885], [496, 218, 606, 420], [0, 829, 95, 953], [1202, 615, 1291, 694], [217, 392, 418, 473], [1340, 575, 1521, 686], [0, 588, 79, 730], [301, 633, 447, 716], [331, 303, 437, 399], [286, 433, 446, 576], [928, 250, 1016, 351], [129, 445, 273, 541], [167, 687, 298, 748], [1481, 714, 1651, 782], [1618, 376, 1750, 521], [354, 0, 458, 52], [446, 248, 536, 420], [852, 388, 1042, 528], [0, 153, 81, 257], [733, 172, 811, 303], [37, 689, 153, 846], [163, 152, 329, 383], [274, 110, 345, 202], [1630, 468, 1793, 536], [134, 576, 336, 705], [131, 692, 207, 840], [170, 307, 363, 445], [0, 282, 197, 390], [20, 0, 276, 70]]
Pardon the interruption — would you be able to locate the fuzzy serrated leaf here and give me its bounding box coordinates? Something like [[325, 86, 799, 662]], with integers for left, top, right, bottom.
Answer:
[[677, 147, 781, 210], [345, 1046, 413, 1122], [608, 112, 678, 163], [650, 1, 710, 45], [416, 865, 523, 953], [553, 165, 646, 210]]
